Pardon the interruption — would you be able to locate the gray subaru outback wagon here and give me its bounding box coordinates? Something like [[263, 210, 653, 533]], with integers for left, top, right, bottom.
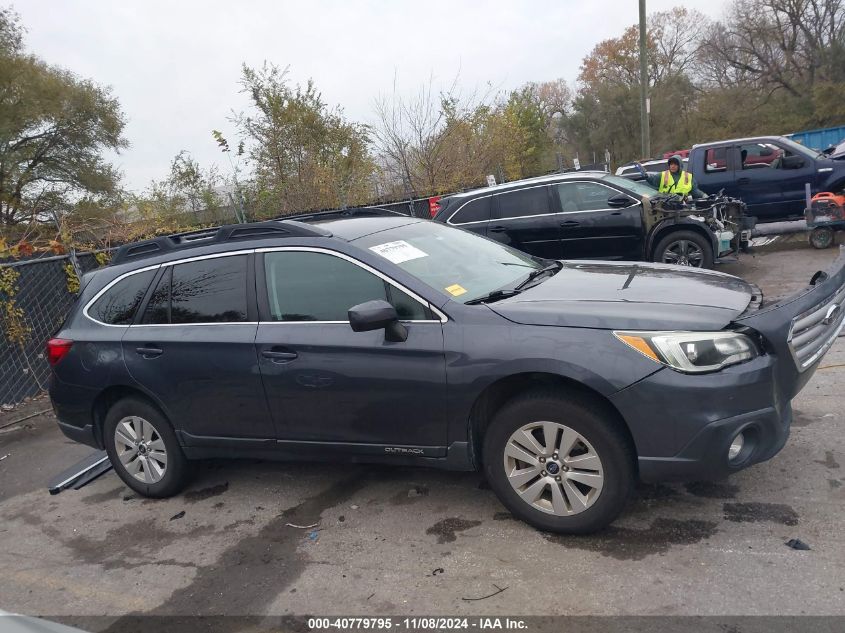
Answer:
[[48, 211, 845, 533]]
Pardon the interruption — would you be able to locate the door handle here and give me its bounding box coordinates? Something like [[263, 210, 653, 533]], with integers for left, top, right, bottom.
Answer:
[[560, 220, 580, 227], [489, 225, 508, 233], [737, 177, 750, 185], [262, 349, 298, 362], [135, 346, 163, 359]]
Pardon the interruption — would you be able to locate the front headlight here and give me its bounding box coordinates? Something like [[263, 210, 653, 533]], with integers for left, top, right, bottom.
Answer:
[[613, 330, 759, 373]]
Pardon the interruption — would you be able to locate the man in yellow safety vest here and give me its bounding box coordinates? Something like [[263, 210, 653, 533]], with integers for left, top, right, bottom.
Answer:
[[639, 155, 706, 200]]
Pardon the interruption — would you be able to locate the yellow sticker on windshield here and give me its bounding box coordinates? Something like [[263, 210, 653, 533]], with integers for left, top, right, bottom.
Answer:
[[445, 284, 467, 296]]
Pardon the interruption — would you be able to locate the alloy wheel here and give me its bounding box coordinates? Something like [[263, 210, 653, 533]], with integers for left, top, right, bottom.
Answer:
[[503, 421, 604, 515], [114, 415, 168, 484], [662, 239, 704, 267]]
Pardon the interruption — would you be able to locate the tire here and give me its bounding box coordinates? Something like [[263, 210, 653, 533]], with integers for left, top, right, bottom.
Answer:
[[653, 230, 714, 269], [104, 397, 190, 498], [810, 227, 834, 249], [483, 390, 635, 534]]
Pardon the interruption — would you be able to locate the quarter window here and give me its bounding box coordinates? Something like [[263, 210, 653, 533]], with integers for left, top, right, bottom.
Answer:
[[88, 270, 156, 325], [493, 186, 550, 219], [263, 251, 430, 322], [167, 255, 249, 324], [451, 196, 491, 224]]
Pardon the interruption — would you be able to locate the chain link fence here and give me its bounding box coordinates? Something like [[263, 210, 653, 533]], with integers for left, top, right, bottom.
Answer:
[[0, 251, 108, 407]]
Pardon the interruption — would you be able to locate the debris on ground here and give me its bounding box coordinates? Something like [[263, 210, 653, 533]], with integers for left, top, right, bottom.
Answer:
[[306, 530, 319, 542], [169, 510, 186, 521], [0, 454, 9, 461], [350, 504, 359, 510], [462, 584, 508, 601], [431, 568, 444, 576], [785, 538, 811, 551], [286, 522, 319, 529], [1, 404, 15, 412]]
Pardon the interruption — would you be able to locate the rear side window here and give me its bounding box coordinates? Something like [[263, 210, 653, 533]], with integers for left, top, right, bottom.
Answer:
[[450, 196, 491, 224], [704, 147, 727, 173], [493, 186, 550, 219], [264, 251, 430, 322], [169, 255, 249, 324], [88, 269, 156, 325]]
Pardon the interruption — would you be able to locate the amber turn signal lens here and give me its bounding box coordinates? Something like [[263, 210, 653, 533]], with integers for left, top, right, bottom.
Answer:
[[614, 334, 660, 363]]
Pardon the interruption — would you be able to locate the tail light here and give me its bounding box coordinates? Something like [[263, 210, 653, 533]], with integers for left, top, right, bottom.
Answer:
[[428, 196, 442, 218], [46, 338, 73, 367]]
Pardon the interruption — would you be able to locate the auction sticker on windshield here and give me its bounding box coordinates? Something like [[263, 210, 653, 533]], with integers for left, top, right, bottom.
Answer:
[[369, 240, 428, 264]]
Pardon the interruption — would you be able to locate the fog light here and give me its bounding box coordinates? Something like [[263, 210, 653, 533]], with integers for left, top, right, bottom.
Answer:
[[728, 433, 745, 462]]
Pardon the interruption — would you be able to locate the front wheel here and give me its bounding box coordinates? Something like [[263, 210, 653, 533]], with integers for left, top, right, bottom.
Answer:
[[653, 230, 714, 269], [483, 391, 635, 534]]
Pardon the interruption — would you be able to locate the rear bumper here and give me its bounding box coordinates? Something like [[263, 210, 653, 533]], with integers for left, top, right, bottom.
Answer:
[[49, 374, 101, 449], [56, 420, 99, 449]]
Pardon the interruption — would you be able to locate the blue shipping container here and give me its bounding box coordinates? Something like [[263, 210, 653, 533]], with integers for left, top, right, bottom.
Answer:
[[786, 125, 845, 151]]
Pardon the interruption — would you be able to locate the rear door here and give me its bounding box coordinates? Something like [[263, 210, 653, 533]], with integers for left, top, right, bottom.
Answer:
[[553, 180, 643, 260], [122, 252, 274, 441], [694, 145, 736, 197], [487, 185, 562, 258]]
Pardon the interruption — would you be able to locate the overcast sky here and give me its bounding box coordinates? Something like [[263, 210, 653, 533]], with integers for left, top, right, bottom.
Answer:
[[15, 0, 730, 191]]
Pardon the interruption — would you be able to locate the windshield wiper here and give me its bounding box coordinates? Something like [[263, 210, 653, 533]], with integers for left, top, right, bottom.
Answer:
[[464, 289, 522, 305], [514, 261, 563, 291]]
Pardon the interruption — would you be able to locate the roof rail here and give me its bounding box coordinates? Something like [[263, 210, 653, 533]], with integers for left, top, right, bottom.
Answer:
[[277, 206, 406, 223], [110, 220, 332, 266]]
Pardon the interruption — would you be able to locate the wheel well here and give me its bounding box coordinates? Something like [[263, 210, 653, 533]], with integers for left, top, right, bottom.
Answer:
[[468, 372, 636, 469], [649, 223, 713, 259], [91, 386, 166, 448]]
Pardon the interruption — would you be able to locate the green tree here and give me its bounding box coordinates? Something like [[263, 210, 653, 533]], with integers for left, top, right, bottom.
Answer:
[[235, 63, 374, 216], [0, 7, 128, 228]]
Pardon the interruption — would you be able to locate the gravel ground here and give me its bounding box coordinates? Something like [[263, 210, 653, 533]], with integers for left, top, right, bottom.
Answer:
[[0, 238, 843, 629]]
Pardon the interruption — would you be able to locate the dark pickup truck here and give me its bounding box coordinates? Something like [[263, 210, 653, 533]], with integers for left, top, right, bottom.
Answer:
[[685, 136, 845, 222]]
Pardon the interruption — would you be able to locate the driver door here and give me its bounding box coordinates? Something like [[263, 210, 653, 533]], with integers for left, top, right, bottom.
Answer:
[[254, 248, 449, 451]]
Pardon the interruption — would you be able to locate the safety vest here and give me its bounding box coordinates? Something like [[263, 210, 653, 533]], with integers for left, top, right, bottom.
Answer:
[[659, 170, 693, 195]]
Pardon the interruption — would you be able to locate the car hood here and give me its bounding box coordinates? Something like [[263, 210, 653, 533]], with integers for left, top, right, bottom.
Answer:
[[488, 261, 754, 330]]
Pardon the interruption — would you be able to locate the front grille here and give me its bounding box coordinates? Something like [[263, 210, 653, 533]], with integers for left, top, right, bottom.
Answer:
[[787, 282, 845, 371]]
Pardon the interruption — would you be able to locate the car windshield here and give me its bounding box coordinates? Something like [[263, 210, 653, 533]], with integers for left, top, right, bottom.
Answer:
[[601, 173, 656, 198], [355, 221, 542, 303]]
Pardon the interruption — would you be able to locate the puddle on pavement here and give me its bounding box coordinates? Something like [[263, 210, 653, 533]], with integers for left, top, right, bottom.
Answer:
[[426, 517, 482, 543], [545, 518, 719, 561], [723, 502, 799, 526]]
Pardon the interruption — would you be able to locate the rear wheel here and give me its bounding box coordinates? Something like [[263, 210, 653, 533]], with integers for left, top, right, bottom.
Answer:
[[482, 390, 635, 534], [653, 230, 714, 269], [104, 397, 190, 498]]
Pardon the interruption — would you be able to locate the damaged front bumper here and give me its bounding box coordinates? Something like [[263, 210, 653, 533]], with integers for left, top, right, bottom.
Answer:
[[615, 248, 845, 482]]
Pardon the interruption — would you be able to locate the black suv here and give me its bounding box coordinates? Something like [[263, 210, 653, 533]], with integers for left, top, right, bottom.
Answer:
[[48, 213, 845, 533], [432, 172, 737, 269]]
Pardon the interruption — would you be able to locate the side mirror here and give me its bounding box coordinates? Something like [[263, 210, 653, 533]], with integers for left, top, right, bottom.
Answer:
[[781, 155, 805, 169], [348, 299, 408, 342], [608, 194, 634, 208]]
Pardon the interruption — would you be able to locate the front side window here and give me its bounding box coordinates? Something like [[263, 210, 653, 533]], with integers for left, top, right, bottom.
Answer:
[[738, 143, 785, 169], [557, 182, 623, 212], [263, 251, 430, 322], [493, 186, 550, 219], [166, 255, 248, 324], [88, 269, 156, 325]]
